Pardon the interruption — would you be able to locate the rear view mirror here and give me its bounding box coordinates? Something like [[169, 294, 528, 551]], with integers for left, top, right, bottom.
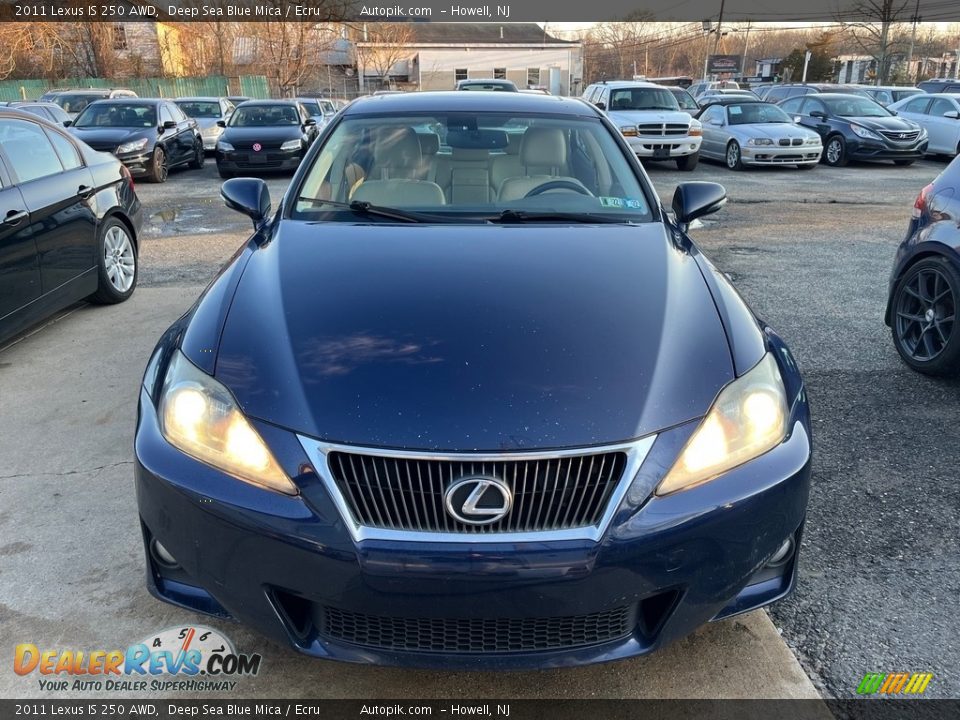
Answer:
[[221, 177, 271, 231], [672, 181, 727, 232]]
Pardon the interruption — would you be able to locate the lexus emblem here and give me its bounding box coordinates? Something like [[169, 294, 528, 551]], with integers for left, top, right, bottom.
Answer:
[[252, 142, 262, 152], [444, 477, 513, 525]]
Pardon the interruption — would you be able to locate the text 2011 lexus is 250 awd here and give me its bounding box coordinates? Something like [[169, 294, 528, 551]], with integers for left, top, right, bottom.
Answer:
[[134, 92, 811, 669]]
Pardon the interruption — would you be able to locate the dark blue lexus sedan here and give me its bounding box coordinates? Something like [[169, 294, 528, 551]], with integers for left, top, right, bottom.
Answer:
[[135, 92, 812, 669]]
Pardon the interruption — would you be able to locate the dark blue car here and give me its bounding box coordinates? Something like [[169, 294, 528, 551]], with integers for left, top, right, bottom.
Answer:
[[886, 154, 960, 375], [135, 92, 812, 668]]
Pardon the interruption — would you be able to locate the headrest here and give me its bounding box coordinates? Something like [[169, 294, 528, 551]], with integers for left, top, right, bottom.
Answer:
[[521, 127, 566, 167], [373, 127, 422, 168], [505, 132, 523, 155], [446, 128, 508, 150], [451, 147, 490, 162], [417, 132, 440, 156], [351, 179, 445, 208]]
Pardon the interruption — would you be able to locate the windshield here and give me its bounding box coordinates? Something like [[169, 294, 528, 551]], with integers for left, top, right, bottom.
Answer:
[[229, 105, 300, 126], [300, 100, 322, 115], [74, 103, 156, 128], [727, 103, 792, 124], [175, 101, 221, 118], [822, 96, 890, 117], [460, 83, 514, 91], [672, 90, 698, 110], [292, 112, 653, 223], [51, 93, 108, 115], [608, 88, 679, 111]]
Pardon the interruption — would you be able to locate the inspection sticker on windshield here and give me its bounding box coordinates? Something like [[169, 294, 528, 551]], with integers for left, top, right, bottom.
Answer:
[[600, 197, 643, 209]]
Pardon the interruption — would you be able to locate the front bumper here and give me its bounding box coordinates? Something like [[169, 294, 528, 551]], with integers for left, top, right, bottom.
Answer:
[[741, 145, 822, 166], [115, 151, 153, 177], [135, 376, 811, 669], [216, 147, 302, 173], [627, 135, 702, 159], [846, 136, 927, 161]]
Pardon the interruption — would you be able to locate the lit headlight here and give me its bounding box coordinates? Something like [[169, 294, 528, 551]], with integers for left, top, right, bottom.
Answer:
[[657, 353, 789, 495], [747, 138, 774, 146], [280, 139, 302, 151], [158, 351, 296, 495], [116, 138, 149, 154], [850, 124, 880, 140], [216, 141, 234, 152]]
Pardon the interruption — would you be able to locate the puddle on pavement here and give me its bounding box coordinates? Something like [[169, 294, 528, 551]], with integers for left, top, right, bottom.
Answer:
[[146, 207, 231, 236]]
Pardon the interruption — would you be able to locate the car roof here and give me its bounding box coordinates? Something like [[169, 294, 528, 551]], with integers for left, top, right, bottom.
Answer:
[[174, 96, 226, 102], [85, 98, 163, 106], [234, 99, 301, 107], [343, 91, 600, 117], [588, 80, 661, 89], [806, 93, 874, 102]]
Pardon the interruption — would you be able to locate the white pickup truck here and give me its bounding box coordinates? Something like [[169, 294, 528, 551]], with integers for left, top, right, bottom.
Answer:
[[582, 81, 702, 171]]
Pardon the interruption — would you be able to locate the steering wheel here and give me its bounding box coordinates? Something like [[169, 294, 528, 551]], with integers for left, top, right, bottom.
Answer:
[[523, 180, 592, 198]]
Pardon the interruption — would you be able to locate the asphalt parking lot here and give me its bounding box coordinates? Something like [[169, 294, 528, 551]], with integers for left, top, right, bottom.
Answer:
[[1, 154, 958, 700]]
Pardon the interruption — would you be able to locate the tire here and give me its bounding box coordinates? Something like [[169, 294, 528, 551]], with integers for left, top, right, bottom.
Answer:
[[89, 218, 137, 305], [823, 136, 848, 167], [218, 167, 233, 179], [725, 141, 743, 170], [189, 139, 204, 169], [894, 159, 915, 166], [890, 256, 959, 376], [148, 146, 168, 183], [676, 152, 699, 171]]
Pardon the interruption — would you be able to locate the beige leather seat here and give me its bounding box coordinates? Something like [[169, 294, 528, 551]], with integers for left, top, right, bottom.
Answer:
[[490, 132, 524, 198], [497, 127, 587, 202], [351, 179, 445, 208]]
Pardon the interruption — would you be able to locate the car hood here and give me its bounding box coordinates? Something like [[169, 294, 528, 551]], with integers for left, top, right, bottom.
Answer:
[[221, 126, 303, 145], [731, 122, 819, 140], [69, 127, 152, 145], [213, 223, 735, 451], [840, 115, 919, 131], [607, 110, 691, 126]]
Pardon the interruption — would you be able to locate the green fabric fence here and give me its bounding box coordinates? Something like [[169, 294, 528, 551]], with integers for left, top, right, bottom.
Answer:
[[0, 75, 270, 102]]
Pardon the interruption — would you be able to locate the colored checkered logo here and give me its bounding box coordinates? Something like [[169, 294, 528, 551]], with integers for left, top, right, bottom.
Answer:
[[857, 672, 933, 695]]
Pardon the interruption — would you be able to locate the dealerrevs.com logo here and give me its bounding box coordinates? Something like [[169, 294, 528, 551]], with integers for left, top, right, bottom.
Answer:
[[14, 625, 262, 692]]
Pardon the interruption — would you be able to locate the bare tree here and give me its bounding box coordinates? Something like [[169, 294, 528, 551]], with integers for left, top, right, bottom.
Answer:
[[838, 0, 911, 84], [353, 23, 414, 90]]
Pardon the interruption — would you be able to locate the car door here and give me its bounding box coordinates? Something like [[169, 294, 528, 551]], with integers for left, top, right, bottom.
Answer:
[[158, 103, 185, 163], [895, 95, 932, 127], [0, 116, 97, 296], [0, 151, 38, 324], [924, 97, 959, 154], [170, 102, 197, 158], [798, 97, 829, 138], [698, 105, 726, 158]]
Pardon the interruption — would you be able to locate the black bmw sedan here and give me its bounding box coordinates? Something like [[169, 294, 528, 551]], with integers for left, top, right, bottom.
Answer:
[[215, 100, 317, 178], [886, 154, 960, 375], [136, 92, 812, 669], [778, 93, 927, 166], [68, 99, 204, 183], [0, 109, 142, 345]]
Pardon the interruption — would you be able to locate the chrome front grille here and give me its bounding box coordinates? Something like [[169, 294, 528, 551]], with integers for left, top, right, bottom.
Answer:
[[326, 450, 628, 534], [879, 129, 920, 143], [778, 138, 804, 146], [636, 123, 689, 137]]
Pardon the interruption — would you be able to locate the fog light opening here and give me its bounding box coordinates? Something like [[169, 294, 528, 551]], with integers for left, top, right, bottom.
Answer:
[[150, 538, 180, 569], [765, 537, 794, 568]]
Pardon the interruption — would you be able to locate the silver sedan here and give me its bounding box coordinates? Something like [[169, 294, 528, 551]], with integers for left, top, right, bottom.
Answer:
[[173, 97, 236, 152], [697, 101, 823, 170]]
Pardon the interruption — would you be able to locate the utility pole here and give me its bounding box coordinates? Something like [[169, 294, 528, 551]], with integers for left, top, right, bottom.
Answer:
[[713, 0, 726, 57], [907, 0, 920, 82], [740, 21, 752, 80]]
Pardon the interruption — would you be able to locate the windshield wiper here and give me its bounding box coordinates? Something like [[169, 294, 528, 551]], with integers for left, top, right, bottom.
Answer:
[[489, 209, 634, 224], [298, 197, 437, 223]]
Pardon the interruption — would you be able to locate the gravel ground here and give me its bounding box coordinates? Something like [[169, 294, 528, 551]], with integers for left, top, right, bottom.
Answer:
[[133, 154, 960, 698]]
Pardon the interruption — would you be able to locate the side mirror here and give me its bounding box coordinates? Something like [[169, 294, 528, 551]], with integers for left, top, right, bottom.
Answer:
[[793, 116, 802, 123], [216, 119, 227, 128], [304, 118, 316, 126], [672, 181, 727, 232], [63, 120, 72, 127], [595, 101, 606, 111], [888, 109, 898, 116], [163, 120, 177, 130], [221, 177, 271, 231], [944, 110, 960, 119], [810, 111, 827, 120]]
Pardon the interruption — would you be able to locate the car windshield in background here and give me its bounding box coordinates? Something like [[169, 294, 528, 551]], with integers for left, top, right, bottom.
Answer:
[[293, 112, 652, 223], [73, 103, 156, 128], [300, 100, 322, 115], [230, 105, 300, 126], [319, 100, 336, 114], [822, 97, 890, 117], [727, 103, 793, 124], [460, 83, 514, 91], [52, 94, 106, 115], [608, 88, 679, 111], [175, 101, 221, 118]]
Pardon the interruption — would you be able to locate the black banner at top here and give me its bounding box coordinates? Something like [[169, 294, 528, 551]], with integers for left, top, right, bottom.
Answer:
[[1, 0, 960, 22]]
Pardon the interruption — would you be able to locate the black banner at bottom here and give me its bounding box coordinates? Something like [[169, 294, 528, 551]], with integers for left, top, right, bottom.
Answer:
[[2, 700, 958, 720]]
